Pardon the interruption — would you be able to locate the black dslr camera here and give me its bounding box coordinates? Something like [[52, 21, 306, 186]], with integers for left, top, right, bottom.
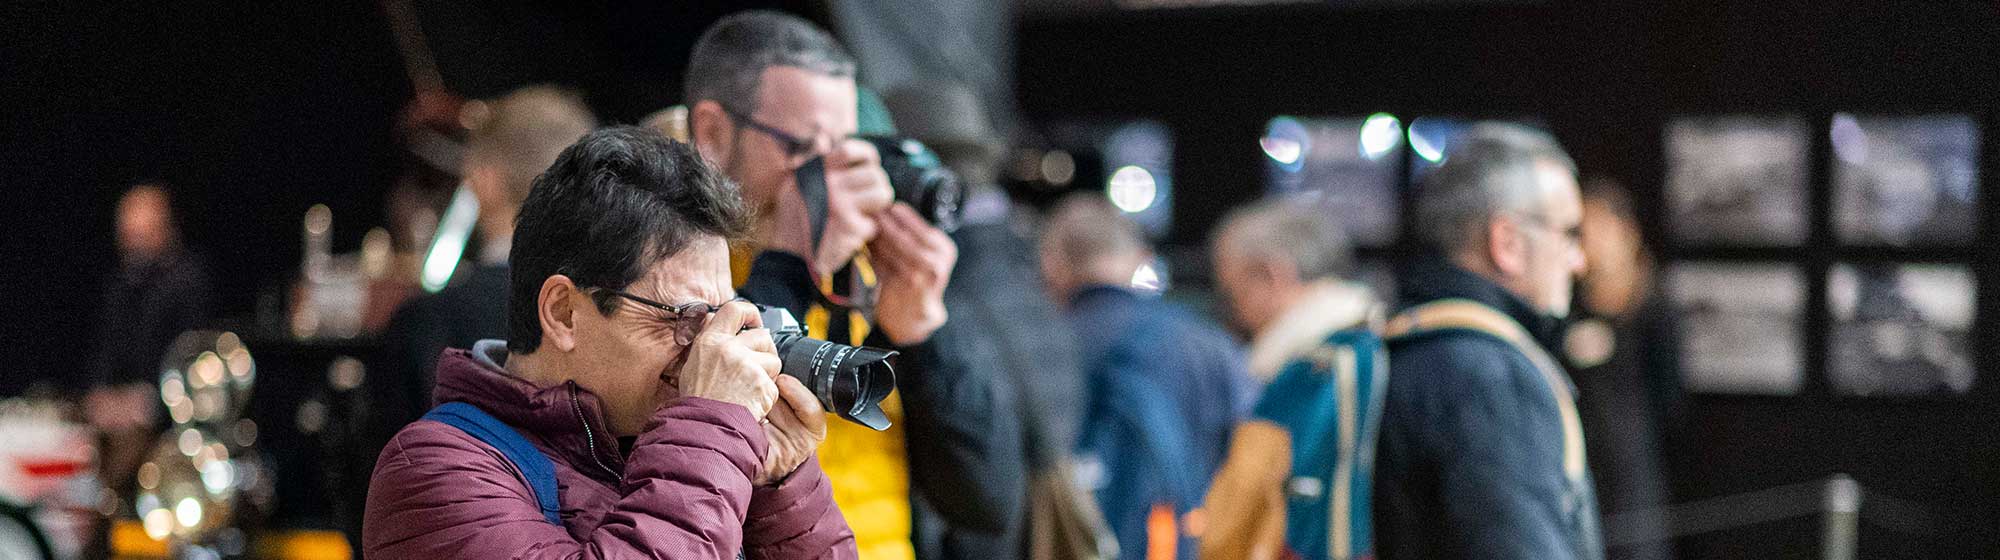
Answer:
[[759, 307, 897, 431], [794, 137, 963, 235], [861, 136, 964, 233]]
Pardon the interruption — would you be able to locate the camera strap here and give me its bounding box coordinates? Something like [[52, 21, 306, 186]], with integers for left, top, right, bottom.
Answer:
[[793, 157, 878, 314], [1383, 299, 1587, 488], [795, 157, 831, 260]]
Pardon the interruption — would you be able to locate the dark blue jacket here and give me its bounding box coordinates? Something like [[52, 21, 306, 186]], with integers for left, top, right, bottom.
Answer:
[[1067, 285, 1255, 560], [1373, 257, 1604, 560]]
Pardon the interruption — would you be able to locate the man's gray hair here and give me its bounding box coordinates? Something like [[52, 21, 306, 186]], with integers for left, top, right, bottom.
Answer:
[[1413, 122, 1576, 255], [1215, 197, 1353, 282], [466, 85, 597, 208], [683, 11, 856, 114]]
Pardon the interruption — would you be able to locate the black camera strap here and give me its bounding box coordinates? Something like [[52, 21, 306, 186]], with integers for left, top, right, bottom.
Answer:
[[792, 156, 877, 316], [795, 157, 831, 259]]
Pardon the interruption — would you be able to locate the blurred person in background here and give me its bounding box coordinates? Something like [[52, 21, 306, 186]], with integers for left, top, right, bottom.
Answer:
[[88, 183, 214, 500], [1564, 179, 1682, 560], [1040, 194, 1254, 560], [356, 85, 596, 539], [364, 127, 854, 558], [1199, 197, 1385, 560], [882, 79, 1083, 560], [683, 12, 1016, 560], [1374, 123, 1601, 560], [368, 85, 597, 447]]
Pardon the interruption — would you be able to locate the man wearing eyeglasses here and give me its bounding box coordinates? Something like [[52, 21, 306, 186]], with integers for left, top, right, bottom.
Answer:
[[680, 11, 1010, 560], [1374, 123, 1601, 560], [363, 127, 856, 559]]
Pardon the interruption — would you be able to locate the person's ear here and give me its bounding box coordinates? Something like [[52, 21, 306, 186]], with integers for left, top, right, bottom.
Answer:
[[1488, 217, 1529, 278], [689, 100, 735, 165], [537, 275, 584, 353]]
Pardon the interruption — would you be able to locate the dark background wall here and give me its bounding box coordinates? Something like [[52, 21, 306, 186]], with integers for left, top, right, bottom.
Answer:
[[1017, 1, 2000, 557], [0, 0, 822, 396]]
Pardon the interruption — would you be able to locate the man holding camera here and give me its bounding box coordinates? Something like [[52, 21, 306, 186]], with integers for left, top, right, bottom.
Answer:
[[682, 11, 1020, 560], [363, 127, 855, 559]]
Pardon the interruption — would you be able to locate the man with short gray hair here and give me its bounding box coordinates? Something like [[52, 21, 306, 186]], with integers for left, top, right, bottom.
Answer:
[[1375, 123, 1602, 560], [680, 12, 988, 560], [1201, 197, 1386, 560]]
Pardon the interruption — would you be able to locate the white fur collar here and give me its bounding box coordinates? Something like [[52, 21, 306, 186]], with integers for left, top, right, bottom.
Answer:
[[1246, 280, 1379, 382]]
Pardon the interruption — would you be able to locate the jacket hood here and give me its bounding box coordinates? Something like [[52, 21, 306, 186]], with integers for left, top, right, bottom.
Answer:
[[430, 340, 626, 480]]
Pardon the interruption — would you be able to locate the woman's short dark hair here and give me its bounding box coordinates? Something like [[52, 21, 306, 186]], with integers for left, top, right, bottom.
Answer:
[[507, 126, 750, 353]]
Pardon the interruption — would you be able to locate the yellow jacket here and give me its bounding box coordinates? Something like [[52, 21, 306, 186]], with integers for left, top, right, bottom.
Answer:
[[736, 251, 913, 560]]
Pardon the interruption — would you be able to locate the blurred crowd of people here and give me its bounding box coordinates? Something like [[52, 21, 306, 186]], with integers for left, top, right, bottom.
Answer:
[[69, 9, 1687, 560]]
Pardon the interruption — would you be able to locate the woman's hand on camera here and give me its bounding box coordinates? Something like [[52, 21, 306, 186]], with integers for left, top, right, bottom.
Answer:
[[756, 373, 829, 485], [676, 301, 782, 421]]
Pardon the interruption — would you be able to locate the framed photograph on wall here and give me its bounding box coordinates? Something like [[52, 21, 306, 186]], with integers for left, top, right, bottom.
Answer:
[[1664, 115, 1811, 247], [1262, 114, 1405, 247], [1828, 263, 1976, 396], [1831, 114, 1981, 247], [1668, 262, 1806, 394]]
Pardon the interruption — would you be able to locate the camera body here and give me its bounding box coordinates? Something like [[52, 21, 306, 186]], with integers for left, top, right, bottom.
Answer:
[[760, 307, 897, 431], [858, 136, 964, 233]]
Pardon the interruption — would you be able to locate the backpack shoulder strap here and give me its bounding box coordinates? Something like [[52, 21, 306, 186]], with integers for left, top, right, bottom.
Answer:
[[1382, 299, 1586, 486], [423, 401, 563, 526]]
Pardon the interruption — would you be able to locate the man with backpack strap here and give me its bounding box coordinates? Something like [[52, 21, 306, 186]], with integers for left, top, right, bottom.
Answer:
[[363, 127, 856, 559], [1200, 197, 1387, 560], [1372, 123, 1603, 560]]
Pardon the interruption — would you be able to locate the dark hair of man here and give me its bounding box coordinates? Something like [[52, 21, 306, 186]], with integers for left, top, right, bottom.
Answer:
[[682, 10, 856, 116], [507, 126, 750, 353]]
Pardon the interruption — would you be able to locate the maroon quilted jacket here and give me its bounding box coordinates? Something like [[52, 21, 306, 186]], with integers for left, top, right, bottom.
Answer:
[[364, 341, 857, 559]]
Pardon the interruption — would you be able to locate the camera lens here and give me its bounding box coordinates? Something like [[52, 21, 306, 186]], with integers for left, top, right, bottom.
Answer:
[[862, 136, 965, 233], [760, 308, 897, 431]]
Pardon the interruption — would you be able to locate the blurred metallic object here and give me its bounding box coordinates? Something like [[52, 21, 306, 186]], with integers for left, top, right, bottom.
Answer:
[[158, 332, 257, 429], [136, 332, 275, 550], [134, 428, 235, 541], [292, 207, 370, 339]]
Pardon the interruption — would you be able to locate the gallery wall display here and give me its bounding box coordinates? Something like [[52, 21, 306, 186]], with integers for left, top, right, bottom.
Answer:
[[1668, 262, 1807, 395], [1665, 115, 1812, 247], [1828, 263, 1976, 396], [1831, 114, 1981, 247]]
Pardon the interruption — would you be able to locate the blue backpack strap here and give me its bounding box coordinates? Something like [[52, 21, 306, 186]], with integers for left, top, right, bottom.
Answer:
[[423, 401, 563, 526]]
